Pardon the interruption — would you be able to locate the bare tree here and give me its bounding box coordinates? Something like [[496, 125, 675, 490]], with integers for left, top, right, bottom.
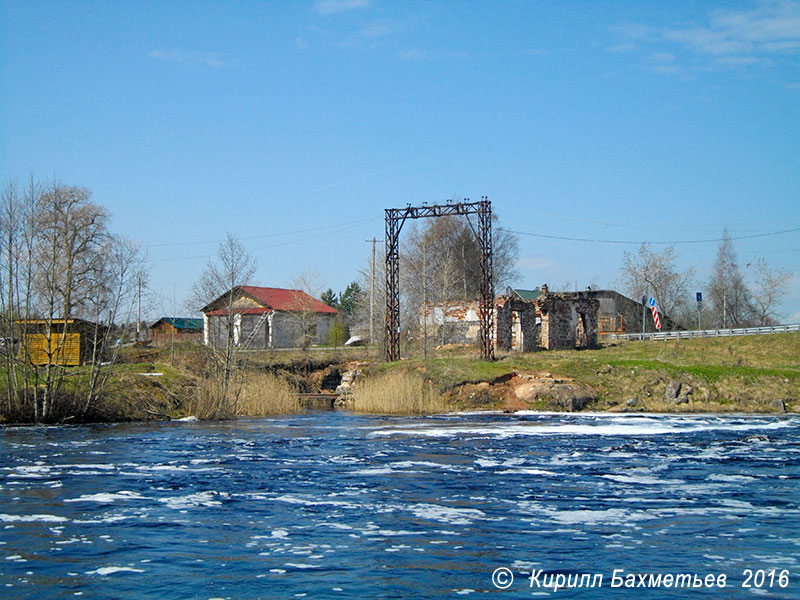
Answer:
[[400, 214, 519, 347], [0, 180, 23, 416], [289, 270, 325, 350], [192, 233, 257, 414], [621, 243, 694, 323], [82, 235, 147, 415], [0, 179, 148, 422], [33, 184, 109, 319], [26, 184, 111, 421], [751, 258, 792, 326], [708, 229, 753, 328]]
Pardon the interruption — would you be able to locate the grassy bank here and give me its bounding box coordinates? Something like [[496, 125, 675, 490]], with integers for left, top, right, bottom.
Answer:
[[362, 332, 800, 413], [2, 333, 797, 423]]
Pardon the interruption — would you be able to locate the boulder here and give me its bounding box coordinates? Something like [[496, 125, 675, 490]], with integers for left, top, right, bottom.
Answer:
[[512, 374, 597, 412], [676, 385, 693, 405], [770, 399, 787, 413], [665, 380, 682, 400]]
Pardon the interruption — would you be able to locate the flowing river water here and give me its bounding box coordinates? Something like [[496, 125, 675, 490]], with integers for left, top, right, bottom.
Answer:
[[1, 412, 798, 598]]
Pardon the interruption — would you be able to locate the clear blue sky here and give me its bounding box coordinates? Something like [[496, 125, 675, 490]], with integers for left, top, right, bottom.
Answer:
[[2, 0, 799, 321]]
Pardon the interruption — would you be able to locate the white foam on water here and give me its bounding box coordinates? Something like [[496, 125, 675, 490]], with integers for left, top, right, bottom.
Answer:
[[137, 465, 190, 472], [497, 468, 558, 476], [327, 455, 362, 464], [65, 491, 147, 503], [369, 415, 798, 439], [86, 566, 145, 576], [274, 495, 360, 509], [409, 503, 490, 525], [547, 508, 656, 526], [0, 514, 68, 523], [750, 554, 797, 565], [708, 473, 758, 482], [372, 529, 418, 537], [475, 457, 525, 468], [74, 515, 134, 524], [284, 563, 321, 569], [350, 467, 399, 475], [317, 522, 353, 530], [159, 491, 228, 509], [601, 474, 683, 485], [7, 465, 52, 478], [271, 529, 289, 538], [392, 460, 466, 472]]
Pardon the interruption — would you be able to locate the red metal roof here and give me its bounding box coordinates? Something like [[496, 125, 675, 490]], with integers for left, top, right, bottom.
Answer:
[[204, 286, 338, 316]]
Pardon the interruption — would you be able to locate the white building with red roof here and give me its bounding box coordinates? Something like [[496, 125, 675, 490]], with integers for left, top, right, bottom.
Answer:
[[201, 285, 338, 349]]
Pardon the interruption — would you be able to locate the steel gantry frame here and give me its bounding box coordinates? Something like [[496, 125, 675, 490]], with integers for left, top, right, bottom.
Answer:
[[384, 197, 495, 361]]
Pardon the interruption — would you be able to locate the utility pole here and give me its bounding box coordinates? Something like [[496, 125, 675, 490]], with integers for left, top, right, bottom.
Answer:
[[136, 276, 141, 343], [365, 237, 382, 346], [641, 296, 646, 338]]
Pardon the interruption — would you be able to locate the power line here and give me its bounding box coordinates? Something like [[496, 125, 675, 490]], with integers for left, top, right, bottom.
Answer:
[[153, 217, 383, 262], [147, 216, 378, 248], [498, 226, 800, 246]]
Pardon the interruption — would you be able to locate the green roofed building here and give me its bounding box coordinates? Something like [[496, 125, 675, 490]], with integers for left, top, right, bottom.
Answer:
[[508, 288, 541, 302], [151, 317, 204, 345]]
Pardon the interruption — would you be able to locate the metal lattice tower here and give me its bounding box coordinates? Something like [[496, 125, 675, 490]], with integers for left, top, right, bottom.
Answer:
[[384, 197, 494, 362]]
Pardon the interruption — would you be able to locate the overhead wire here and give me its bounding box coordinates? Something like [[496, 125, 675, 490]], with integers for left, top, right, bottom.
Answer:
[[497, 226, 800, 246], [146, 216, 378, 248]]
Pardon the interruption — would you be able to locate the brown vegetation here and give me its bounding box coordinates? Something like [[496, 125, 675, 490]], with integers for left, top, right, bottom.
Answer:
[[351, 370, 452, 414]]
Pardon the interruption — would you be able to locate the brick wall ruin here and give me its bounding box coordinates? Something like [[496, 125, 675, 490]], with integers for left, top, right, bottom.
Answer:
[[536, 290, 599, 350], [422, 285, 600, 352]]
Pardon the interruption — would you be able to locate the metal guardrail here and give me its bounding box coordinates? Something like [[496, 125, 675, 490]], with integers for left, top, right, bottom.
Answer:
[[608, 323, 800, 342]]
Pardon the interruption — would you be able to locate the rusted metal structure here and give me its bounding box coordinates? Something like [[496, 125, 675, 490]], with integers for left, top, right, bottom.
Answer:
[[384, 198, 494, 361]]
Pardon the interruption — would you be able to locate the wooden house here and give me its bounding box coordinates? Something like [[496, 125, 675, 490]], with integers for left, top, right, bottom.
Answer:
[[201, 286, 338, 349], [17, 319, 107, 366], [150, 317, 203, 346]]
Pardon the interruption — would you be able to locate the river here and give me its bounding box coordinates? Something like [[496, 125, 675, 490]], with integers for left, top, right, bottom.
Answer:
[[1, 412, 798, 598]]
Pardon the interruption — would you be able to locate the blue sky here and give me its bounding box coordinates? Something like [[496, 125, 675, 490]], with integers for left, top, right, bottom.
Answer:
[[2, 0, 799, 321]]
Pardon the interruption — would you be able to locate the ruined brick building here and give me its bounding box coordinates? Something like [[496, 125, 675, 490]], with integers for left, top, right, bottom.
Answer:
[[421, 285, 676, 351]]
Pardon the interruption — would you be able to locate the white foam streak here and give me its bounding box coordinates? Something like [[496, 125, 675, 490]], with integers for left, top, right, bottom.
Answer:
[[86, 566, 145, 576], [0, 513, 68, 523], [65, 491, 146, 503], [370, 416, 797, 439]]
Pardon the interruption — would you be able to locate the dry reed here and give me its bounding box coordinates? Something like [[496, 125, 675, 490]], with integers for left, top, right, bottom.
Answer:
[[236, 372, 302, 416], [351, 370, 451, 414]]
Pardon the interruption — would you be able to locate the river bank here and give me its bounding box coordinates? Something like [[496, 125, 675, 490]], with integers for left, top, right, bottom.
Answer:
[[1, 333, 798, 424]]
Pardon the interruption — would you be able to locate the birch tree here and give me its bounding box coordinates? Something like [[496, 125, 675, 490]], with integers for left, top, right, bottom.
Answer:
[[708, 229, 753, 328], [191, 233, 256, 414]]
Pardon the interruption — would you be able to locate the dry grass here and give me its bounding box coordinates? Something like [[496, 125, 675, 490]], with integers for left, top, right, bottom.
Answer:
[[185, 377, 233, 420], [351, 370, 452, 414], [236, 372, 302, 416]]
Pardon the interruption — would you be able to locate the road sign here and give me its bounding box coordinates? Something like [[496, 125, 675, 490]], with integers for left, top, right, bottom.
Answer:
[[648, 297, 661, 330]]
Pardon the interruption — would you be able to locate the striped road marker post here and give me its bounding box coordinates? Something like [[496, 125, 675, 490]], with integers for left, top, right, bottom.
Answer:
[[648, 297, 661, 331]]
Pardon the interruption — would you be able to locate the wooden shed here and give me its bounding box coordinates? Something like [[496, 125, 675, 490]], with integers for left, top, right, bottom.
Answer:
[[150, 317, 203, 346], [17, 319, 107, 366]]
